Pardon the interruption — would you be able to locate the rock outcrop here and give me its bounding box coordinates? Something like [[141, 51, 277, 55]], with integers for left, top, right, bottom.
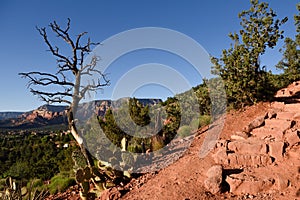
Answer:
[[211, 100, 300, 195]]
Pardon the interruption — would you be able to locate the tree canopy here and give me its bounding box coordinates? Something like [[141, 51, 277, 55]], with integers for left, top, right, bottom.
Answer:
[[211, 0, 287, 108], [277, 3, 300, 84]]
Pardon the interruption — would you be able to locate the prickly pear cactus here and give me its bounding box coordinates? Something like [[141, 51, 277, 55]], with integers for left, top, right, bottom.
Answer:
[[72, 150, 88, 170], [75, 166, 94, 199], [71, 144, 136, 199]]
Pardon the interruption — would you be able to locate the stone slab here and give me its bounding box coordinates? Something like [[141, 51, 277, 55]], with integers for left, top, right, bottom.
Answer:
[[269, 141, 285, 161], [284, 103, 300, 112], [228, 154, 272, 167], [228, 140, 267, 154], [276, 112, 297, 120], [251, 127, 283, 141], [226, 173, 275, 195], [284, 130, 300, 147], [264, 119, 294, 133]]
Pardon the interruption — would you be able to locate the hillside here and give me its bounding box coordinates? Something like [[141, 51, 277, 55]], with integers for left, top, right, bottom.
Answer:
[[0, 104, 68, 130], [45, 82, 300, 200], [118, 82, 300, 200]]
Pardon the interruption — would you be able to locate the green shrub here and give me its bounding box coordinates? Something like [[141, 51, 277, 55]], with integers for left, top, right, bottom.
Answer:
[[198, 115, 211, 127], [59, 171, 72, 178], [24, 178, 49, 199], [151, 137, 165, 151], [177, 125, 192, 138], [48, 175, 76, 194], [189, 119, 200, 130], [27, 178, 43, 188], [188, 115, 211, 131], [127, 144, 143, 153]]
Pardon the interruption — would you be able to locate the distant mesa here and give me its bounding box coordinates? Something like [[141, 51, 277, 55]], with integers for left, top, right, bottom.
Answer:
[[0, 98, 162, 131]]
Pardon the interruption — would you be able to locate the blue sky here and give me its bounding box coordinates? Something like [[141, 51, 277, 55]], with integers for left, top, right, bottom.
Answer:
[[0, 0, 298, 111]]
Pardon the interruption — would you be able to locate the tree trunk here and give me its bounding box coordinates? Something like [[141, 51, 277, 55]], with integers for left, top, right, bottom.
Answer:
[[68, 109, 94, 167]]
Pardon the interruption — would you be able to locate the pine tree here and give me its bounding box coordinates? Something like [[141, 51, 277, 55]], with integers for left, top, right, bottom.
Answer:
[[212, 0, 287, 108], [128, 98, 150, 127], [277, 3, 300, 84]]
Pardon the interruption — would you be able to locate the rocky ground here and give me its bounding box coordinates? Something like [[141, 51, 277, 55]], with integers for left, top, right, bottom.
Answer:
[[48, 82, 300, 200]]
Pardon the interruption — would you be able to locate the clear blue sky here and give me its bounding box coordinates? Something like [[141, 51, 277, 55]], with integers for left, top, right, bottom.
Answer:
[[0, 0, 298, 111]]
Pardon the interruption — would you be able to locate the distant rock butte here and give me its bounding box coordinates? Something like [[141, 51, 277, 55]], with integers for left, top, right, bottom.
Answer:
[[0, 98, 162, 130]]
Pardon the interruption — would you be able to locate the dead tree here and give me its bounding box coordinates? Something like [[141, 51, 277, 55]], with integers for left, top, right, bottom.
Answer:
[[19, 19, 109, 167]]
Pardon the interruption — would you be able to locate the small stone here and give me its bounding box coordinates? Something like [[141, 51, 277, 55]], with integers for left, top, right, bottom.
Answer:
[[266, 110, 277, 119], [215, 140, 229, 149]]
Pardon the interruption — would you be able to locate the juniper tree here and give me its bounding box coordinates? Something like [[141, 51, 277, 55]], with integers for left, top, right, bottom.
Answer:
[[277, 3, 300, 84], [129, 98, 150, 127], [19, 19, 110, 167], [211, 0, 287, 108]]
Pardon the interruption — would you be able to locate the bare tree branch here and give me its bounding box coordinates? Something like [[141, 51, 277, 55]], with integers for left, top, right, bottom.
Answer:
[[36, 27, 73, 70], [19, 72, 74, 87], [20, 18, 110, 168]]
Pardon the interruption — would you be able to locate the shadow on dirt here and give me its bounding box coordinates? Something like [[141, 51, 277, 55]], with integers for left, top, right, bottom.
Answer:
[[274, 91, 300, 104], [221, 168, 244, 193]]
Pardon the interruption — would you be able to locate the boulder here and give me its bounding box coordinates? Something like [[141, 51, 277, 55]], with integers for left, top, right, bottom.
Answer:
[[271, 102, 285, 110], [206, 165, 223, 178], [266, 110, 277, 119], [204, 165, 223, 194], [284, 103, 300, 112], [230, 135, 246, 140], [293, 113, 300, 121], [243, 116, 265, 133], [204, 177, 222, 194]]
